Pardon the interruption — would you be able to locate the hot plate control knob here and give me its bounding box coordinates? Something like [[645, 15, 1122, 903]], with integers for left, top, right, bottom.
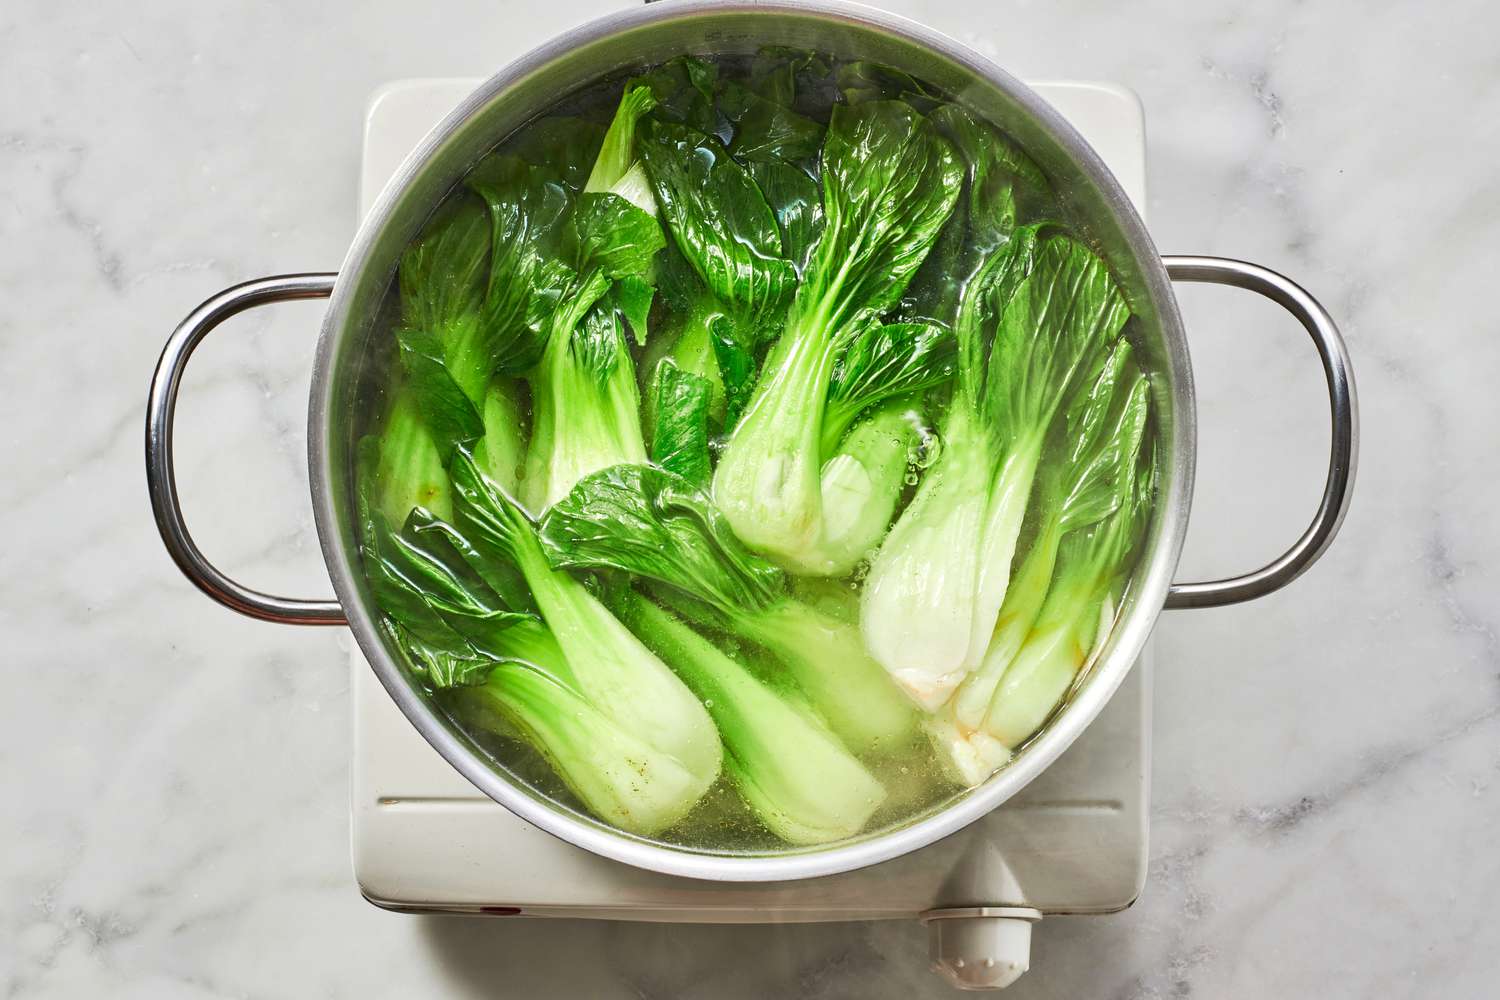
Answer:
[[920, 906, 1042, 991]]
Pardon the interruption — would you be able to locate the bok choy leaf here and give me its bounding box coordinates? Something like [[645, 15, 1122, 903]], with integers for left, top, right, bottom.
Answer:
[[638, 118, 798, 429], [357, 439, 532, 689], [373, 196, 493, 523], [646, 358, 715, 486], [710, 100, 963, 566], [628, 56, 721, 136], [823, 319, 955, 457]]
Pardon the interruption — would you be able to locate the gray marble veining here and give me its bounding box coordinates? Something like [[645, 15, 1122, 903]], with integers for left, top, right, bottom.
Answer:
[[4, 0, 1498, 996]]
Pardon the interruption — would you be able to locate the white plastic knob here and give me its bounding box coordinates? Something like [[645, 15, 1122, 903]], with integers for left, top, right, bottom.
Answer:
[[921, 907, 1042, 991]]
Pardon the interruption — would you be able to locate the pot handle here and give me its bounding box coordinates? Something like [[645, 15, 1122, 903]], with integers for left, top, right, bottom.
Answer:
[[146, 273, 349, 625], [1162, 256, 1357, 609]]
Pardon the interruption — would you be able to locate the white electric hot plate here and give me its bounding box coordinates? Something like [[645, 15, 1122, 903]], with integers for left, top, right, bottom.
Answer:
[[350, 77, 1151, 991]]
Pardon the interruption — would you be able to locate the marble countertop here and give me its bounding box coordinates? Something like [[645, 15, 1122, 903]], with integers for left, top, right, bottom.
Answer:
[[5, 0, 1496, 996]]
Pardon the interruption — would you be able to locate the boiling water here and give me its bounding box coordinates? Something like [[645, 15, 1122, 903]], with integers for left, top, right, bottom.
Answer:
[[357, 53, 1139, 853]]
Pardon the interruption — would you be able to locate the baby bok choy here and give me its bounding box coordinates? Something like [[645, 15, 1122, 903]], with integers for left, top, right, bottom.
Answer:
[[371, 195, 493, 528], [774, 318, 957, 577], [862, 227, 1131, 710], [786, 394, 923, 578], [926, 340, 1151, 785], [635, 54, 825, 429], [979, 442, 1156, 759], [371, 107, 615, 525], [355, 446, 715, 835], [717, 55, 827, 281], [638, 116, 798, 427], [614, 590, 887, 845], [359, 492, 528, 690], [642, 99, 955, 577], [441, 450, 723, 833], [537, 464, 919, 755], [474, 85, 668, 514], [710, 99, 963, 567]]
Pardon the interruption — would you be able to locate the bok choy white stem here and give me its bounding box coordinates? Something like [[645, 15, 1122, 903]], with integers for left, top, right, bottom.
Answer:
[[982, 453, 1154, 751], [862, 228, 1131, 710], [926, 340, 1151, 784], [616, 590, 887, 845]]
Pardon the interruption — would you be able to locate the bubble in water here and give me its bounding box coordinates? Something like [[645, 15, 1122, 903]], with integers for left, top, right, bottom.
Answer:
[[913, 422, 943, 469]]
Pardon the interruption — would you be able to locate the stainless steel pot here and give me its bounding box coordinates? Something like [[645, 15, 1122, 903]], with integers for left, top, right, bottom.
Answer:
[[146, 0, 1356, 882]]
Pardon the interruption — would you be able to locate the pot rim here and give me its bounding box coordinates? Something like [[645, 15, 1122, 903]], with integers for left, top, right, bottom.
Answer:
[[308, 0, 1194, 882]]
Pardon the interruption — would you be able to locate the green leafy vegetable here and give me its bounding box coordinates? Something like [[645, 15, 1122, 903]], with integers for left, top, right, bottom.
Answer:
[[823, 320, 955, 456], [395, 326, 485, 458], [642, 120, 797, 325], [377, 196, 495, 494], [372, 392, 453, 527], [981, 445, 1155, 751], [776, 398, 921, 578], [469, 155, 575, 378], [647, 359, 714, 485], [717, 58, 828, 272], [744, 158, 825, 273], [720, 79, 825, 166], [449, 450, 722, 830], [708, 318, 760, 428], [521, 269, 646, 512], [468, 86, 668, 514], [539, 464, 784, 613], [571, 191, 666, 279], [612, 274, 655, 346], [899, 105, 1052, 335], [638, 52, 828, 436], [502, 117, 605, 192], [585, 85, 659, 207], [719, 595, 917, 756], [835, 61, 942, 112], [463, 659, 711, 835], [540, 465, 918, 754], [474, 377, 528, 495], [711, 100, 963, 565], [628, 56, 721, 135], [639, 118, 800, 432], [927, 341, 1151, 784], [357, 440, 530, 689], [616, 591, 887, 844], [397, 197, 491, 373], [640, 249, 731, 425], [863, 229, 1132, 710], [377, 617, 498, 692], [365, 428, 713, 835], [746, 47, 835, 116], [392, 198, 493, 446]]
